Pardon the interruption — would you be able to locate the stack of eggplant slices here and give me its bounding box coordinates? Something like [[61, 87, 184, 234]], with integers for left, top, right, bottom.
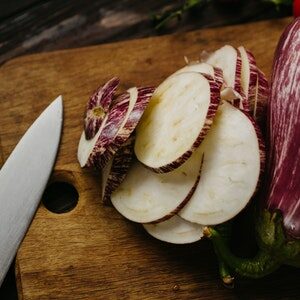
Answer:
[[78, 45, 267, 244]]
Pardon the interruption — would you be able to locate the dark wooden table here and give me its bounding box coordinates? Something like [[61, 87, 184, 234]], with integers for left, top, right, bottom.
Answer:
[[0, 1, 292, 299], [0, 0, 292, 65]]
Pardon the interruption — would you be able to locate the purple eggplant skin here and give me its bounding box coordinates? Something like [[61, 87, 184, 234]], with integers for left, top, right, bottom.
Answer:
[[84, 77, 120, 140], [102, 135, 135, 206], [204, 18, 300, 279], [266, 18, 300, 240]]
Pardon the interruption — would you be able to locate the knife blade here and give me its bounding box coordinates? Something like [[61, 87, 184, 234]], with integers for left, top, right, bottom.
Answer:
[[0, 96, 63, 286]]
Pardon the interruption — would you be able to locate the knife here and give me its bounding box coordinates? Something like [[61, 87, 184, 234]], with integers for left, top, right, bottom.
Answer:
[[0, 96, 63, 286]]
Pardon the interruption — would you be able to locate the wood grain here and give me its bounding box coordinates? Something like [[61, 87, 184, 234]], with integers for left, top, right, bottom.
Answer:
[[0, 0, 290, 65], [0, 17, 299, 300]]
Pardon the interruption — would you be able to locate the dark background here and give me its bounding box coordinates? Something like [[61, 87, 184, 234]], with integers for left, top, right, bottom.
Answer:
[[0, 0, 292, 65], [0, 0, 292, 299]]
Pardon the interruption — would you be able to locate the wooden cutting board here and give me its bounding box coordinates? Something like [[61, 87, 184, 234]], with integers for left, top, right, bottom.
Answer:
[[1, 17, 299, 300]]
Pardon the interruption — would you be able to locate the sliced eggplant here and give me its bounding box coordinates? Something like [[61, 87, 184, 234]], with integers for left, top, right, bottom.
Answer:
[[253, 68, 269, 127], [78, 86, 154, 169], [179, 102, 262, 225], [102, 135, 135, 205], [98, 87, 154, 168], [174, 62, 215, 77], [78, 90, 131, 168], [135, 72, 220, 173], [174, 62, 224, 88], [238, 46, 258, 111], [84, 77, 120, 140], [206, 45, 242, 93], [143, 215, 204, 244], [111, 148, 203, 223]]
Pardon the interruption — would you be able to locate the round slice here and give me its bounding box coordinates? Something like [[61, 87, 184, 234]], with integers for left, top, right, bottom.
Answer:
[[206, 45, 248, 110], [78, 91, 131, 168], [98, 87, 154, 168], [135, 72, 220, 173], [206, 45, 241, 91], [78, 86, 154, 169], [111, 147, 203, 223], [143, 215, 204, 244], [179, 101, 261, 225], [84, 77, 120, 140]]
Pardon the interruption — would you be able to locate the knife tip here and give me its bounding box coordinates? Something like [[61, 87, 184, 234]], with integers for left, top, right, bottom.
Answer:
[[50, 95, 63, 114], [53, 95, 63, 106]]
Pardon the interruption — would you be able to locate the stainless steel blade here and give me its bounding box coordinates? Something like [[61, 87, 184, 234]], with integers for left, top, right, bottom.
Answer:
[[0, 96, 63, 286]]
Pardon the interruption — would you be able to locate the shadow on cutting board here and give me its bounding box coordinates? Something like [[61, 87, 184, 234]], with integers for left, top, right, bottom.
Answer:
[[0, 260, 18, 300]]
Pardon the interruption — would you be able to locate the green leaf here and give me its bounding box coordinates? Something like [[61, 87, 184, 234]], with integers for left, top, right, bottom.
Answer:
[[153, 0, 207, 30]]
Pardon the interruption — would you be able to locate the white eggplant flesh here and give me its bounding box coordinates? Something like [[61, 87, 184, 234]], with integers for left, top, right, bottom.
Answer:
[[206, 45, 241, 92], [179, 102, 261, 225], [174, 63, 224, 89], [207, 45, 246, 109], [173, 62, 215, 77], [238, 46, 258, 105], [111, 148, 203, 223], [143, 215, 204, 244], [135, 72, 220, 173]]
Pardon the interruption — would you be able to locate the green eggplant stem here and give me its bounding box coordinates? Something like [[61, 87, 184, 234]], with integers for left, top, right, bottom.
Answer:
[[205, 210, 300, 279], [217, 255, 235, 288], [213, 222, 234, 287], [204, 227, 281, 278]]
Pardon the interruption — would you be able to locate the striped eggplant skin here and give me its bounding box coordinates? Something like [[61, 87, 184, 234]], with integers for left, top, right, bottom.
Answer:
[[220, 86, 247, 111], [231, 49, 248, 112], [254, 68, 269, 129], [234, 48, 243, 96], [87, 91, 131, 168], [175, 63, 224, 91], [149, 75, 221, 174], [204, 20, 300, 280], [174, 63, 224, 96], [102, 135, 135, 205], [206, 45, 240, 90], [238, 46, 258, 114], [234, 48, 269, 126], [148, 171, 202, 224], [242, 111, 266, 192], [111, 147, 204, 224], [207, 45, 247, 107], [97, 87, 154, 168], [148, 157, 204, 224], [213, 67, 224, 89], [216, 47, 248, 111], [266, 17, 300, 239], [246, 52, 258, 114], [84, 77, 120, 140]]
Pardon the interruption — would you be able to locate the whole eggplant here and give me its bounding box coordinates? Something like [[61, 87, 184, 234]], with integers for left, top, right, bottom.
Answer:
[[205, 17, 300, 278]]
